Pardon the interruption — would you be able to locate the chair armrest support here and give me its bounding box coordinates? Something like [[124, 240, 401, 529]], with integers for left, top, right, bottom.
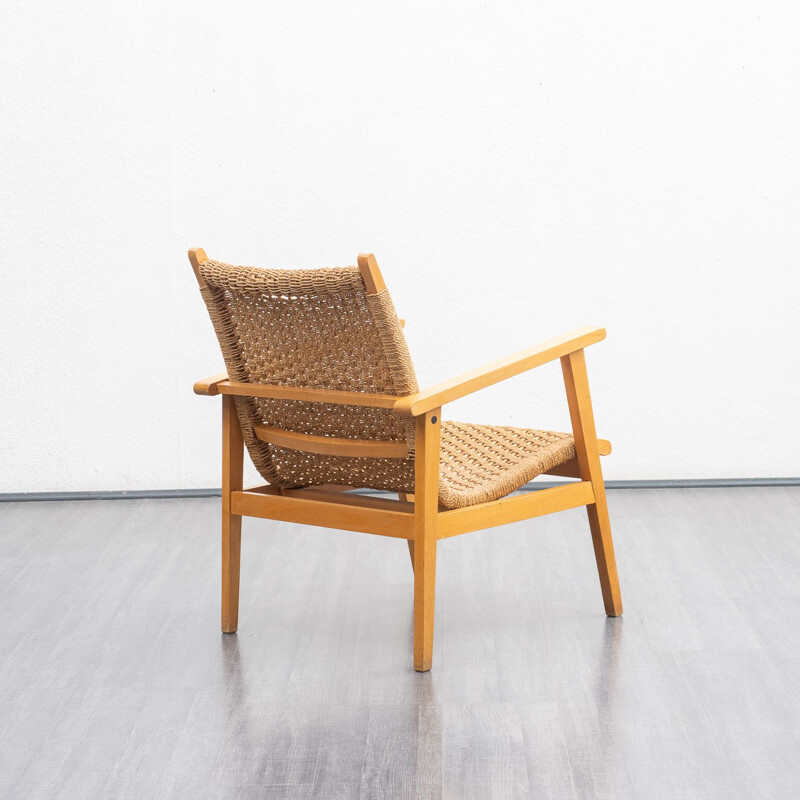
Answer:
[[394, 325, 606, 417]]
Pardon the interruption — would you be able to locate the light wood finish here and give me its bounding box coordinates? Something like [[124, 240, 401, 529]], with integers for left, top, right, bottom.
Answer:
[[191, 249, 622, 670], [544, 459, 582, 479], [544, 440, 612, 478], [193, 371, 229, 396], [413, 409, 441, 671], [196, 371, 611, 453], [562, 349, 623, 617], [222, 380, 399, 407], [221, 394, 244, 633], [357, 252, 386, 294], [194, 375, 400, 408], [399, 492, 414, 568], [188, 247, 209, 289], [231, 488, 414, 540], [281, 486, 414, 514], [438, 481, 595, 539], [394, 326, 606, 417], [253, 424, 408, 459], [244, 483, 357, 496]]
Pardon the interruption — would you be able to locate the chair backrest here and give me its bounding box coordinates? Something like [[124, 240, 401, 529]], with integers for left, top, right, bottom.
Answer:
[[193, 252, 419, 492]]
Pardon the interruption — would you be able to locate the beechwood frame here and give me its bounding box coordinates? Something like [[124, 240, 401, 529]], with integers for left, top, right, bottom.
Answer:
[[189, 248, 622, 672]]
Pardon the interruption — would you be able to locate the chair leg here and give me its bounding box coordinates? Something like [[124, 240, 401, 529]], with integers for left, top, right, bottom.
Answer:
[[413, 410, 440, 671], [561, 350, 623, 617], [399, 493, 415, 570], [413, 528, 437, 672], [221, 395, 244, 633], [585, 485, 622, 617]]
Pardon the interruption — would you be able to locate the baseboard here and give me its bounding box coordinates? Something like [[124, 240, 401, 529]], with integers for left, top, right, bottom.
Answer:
[[531, 477, 800, 490], [1, 477, 799, 503], [0, 488, 223, 503]]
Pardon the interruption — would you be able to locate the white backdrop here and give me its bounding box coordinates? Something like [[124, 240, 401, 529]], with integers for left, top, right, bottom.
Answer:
[[2, 2, 799, 492]]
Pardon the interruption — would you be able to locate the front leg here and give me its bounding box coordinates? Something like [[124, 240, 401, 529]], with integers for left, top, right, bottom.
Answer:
[[413, 410, 441, 671]]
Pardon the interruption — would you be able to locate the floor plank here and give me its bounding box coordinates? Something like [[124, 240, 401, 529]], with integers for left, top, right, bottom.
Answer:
[[1, 488, 799, 798]]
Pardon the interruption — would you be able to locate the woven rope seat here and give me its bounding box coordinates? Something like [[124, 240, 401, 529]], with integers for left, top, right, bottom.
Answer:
[[197, 257, 576, 510], [438, 422, 574, 509]]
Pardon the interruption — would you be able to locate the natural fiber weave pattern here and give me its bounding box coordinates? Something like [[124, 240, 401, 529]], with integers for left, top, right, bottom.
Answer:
[[195, 256, 576, 508], [197, 258, 418, 491], [438, 422, 575, 509]]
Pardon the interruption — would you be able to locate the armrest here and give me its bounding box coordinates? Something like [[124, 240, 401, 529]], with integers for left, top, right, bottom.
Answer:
[[193, 371, 400, 408], [394, 325, 605, 417], [194, 371, 229, 395]]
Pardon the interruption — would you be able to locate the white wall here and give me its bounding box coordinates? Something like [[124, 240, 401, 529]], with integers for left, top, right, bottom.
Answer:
[[2, 1, 799, 492]]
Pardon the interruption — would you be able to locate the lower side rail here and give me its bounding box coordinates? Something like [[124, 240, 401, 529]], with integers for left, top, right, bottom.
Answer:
[[231, 480, 596, 541], [437, 481, 595, 539]]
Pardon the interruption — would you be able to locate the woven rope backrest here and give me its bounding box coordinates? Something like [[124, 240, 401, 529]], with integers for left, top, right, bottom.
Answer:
[[197, 258, 419, 491]]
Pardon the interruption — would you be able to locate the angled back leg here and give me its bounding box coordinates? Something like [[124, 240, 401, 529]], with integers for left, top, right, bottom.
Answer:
[[561, 350, 623, 617], [187, 248, 244, 632], [398, 493, 416, 569], [361, 252, 419, 577], [221, 394, 244, 632]]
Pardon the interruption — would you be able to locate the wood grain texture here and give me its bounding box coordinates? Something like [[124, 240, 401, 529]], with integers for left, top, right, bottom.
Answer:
[[281, 486, 414, 513], [357, 252, 386, 294], [413, 409, 441, 672], [187, 247, 208, 289], [195, 377, 401, 408], [437, 481, 595, 539], [399, 492, 415, 570], [2, 487, 800, 798], [253, 423, 409, 459], [192, 371, 229, 396], [231, 489, 414, 539], [221, 395, 243, 633], [394, 326, 606, 417], [562, 349, 623, 617]]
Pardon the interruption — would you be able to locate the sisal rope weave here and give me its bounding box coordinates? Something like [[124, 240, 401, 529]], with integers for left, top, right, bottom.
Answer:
[[196, 257, 576, 509]]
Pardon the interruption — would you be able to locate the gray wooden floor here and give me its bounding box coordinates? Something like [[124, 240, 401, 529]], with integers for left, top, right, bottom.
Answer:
[[1, 487, 799, 799]]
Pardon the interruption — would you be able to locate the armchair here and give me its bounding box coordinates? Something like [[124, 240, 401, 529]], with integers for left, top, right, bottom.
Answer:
[[189, 248, 622, 671]]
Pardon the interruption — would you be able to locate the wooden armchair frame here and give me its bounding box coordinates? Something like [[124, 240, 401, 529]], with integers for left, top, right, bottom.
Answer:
[[189, 248, 622, 672]]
